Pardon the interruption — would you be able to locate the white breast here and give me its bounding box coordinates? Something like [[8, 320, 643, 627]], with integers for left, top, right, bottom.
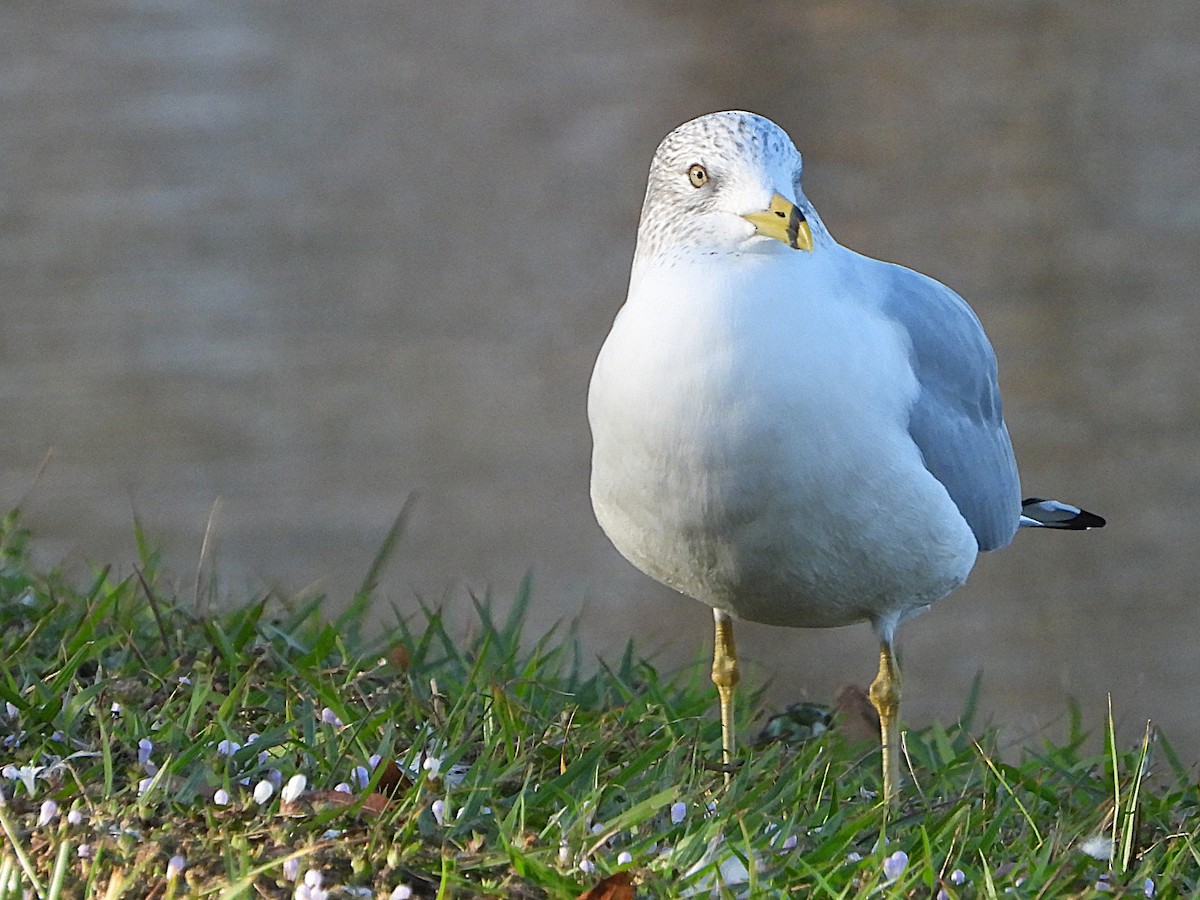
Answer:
[[588, 248, 978, 629]]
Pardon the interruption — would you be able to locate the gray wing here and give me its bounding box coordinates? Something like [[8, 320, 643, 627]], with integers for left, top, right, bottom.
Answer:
[[879, 263, 1022, 551]]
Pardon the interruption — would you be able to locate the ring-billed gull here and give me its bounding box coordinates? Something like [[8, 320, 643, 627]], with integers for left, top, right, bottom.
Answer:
[[588, 110, 1105, 803]]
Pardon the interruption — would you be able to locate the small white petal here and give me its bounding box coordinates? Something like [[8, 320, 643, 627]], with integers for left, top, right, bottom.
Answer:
[[579, 859, 594, 875], [137, 738, 154, 765], [304, 869, 323, 888], [1079, 835, 1113, 861], [431, 799, 446, 826], [352, 766, 370, 788], [390, 886, 413, 900], [282, 858, 300, 881], [718, 853, 750, 887], [297, 883, 329, 900], [883, 850, 908, 882], [253, 780, 274, 804], [67, 808, 84, 826], [213, 789, 231, 806], [216, 739, 241, 757], [422, 756, 442, 778], [77, 843, 93, 859], [166, 855, 185, 878], [320, 708, 343, 727], [950, 869, 966, 885], [37, 799, 58, 826], [669, 801, 687, 824], [334, 783, 352, 794], [281, 774, 307, 803], [617, 851, 633, 865]]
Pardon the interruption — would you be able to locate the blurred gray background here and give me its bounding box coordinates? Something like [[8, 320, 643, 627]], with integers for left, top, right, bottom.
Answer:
[[3, 2, 1197, 758]]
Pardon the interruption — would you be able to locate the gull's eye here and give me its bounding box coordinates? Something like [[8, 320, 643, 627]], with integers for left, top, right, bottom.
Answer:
[[687, 164, 709, 188]]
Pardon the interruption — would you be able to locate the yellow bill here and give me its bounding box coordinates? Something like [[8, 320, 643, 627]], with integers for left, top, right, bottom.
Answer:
[[742, 193, 814, 251]]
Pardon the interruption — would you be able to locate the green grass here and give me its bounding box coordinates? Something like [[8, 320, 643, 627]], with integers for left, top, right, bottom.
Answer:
[[0, 506, 1196, 898]]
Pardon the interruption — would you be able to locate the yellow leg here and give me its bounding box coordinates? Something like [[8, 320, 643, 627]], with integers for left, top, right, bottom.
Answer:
[[711, 609, 740, 783], [868, 640, 901, 806]]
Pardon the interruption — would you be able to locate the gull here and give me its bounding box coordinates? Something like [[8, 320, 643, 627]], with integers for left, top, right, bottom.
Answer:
[[588, 110, 1104, 803]]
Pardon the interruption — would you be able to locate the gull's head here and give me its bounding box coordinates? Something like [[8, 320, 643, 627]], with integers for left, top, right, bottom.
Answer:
[[633, 111, 820, 269]]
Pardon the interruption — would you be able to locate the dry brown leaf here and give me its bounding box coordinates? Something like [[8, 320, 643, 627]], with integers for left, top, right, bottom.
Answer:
[[576, 871, 634, 900], [386, 643, 411, 670], [375, 758, 414, 796], [279, 790, 392, 818], [833, 683, 880, 745]]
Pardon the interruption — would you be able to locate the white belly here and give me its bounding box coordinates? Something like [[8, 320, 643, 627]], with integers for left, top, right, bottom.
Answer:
[[588, 252, 978, 629]]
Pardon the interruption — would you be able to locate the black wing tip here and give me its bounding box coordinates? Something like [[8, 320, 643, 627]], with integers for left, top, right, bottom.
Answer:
[[1068, 509, 1106, 529], [1021, 497, 1107, 530]]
